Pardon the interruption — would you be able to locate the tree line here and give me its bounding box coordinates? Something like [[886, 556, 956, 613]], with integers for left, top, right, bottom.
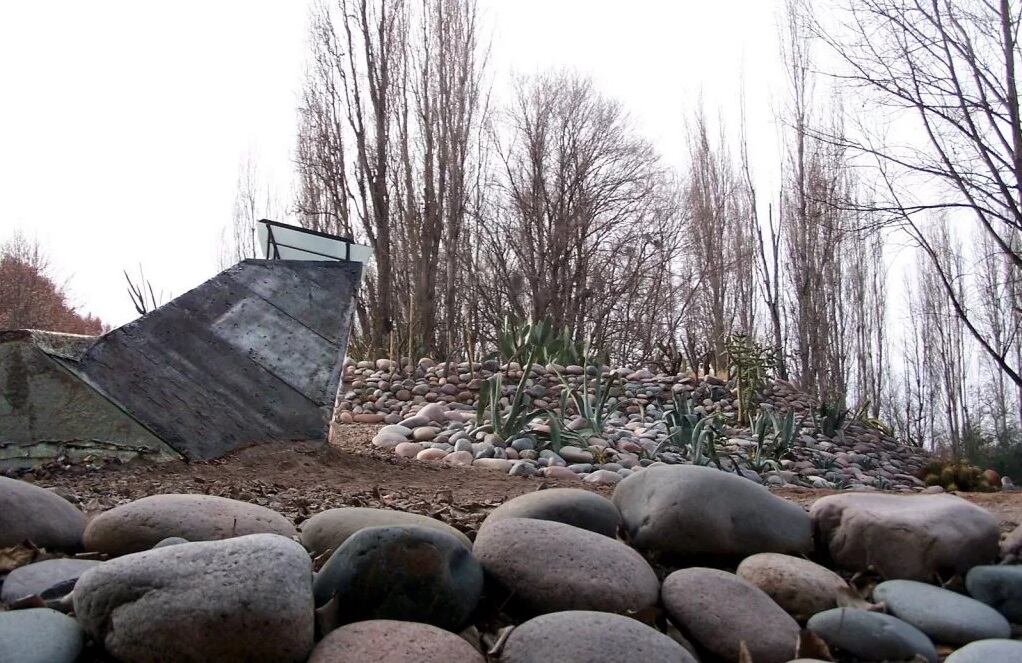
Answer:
[[220, 0, 1022, 460]]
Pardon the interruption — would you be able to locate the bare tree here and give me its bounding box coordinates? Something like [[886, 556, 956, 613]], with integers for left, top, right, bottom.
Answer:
[[218, 154, 279, 269], [819, 0, 1022, 388]]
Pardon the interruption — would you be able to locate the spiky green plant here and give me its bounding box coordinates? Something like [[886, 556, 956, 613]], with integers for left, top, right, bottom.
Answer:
[[725, 333, 776, 426], [553, 361, 620, 441]]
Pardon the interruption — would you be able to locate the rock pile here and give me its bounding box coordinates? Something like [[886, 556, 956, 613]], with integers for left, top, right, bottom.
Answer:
[[336, 359, 932, 490], [3, 470, 1020, 662]]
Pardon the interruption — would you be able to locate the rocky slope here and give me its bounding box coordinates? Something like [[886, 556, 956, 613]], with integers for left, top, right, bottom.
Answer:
[[336, 359, 931, 490]]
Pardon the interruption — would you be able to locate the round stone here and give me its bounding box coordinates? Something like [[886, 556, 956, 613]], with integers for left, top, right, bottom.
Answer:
[[153, 536, 189, 548], [502, 611, 696, 663], [472, 458, 512, 472], [480, 488, 621, 538], [83, 494, 296, 555], [0, 476, 86, 549], [613, 464, 811, 559], [810, 493, 998, 580], [559, 446, 595, 463], [308, 620, 484, 663], [473, 517, 658, 616], [965, 565, 1022, 623], [945, 639, 1022, 662], [736, 552, 851, 620], [873, 579, 1010, 645], [372, 431, 407, 449], [394, 442, 424, 458], [74, 534, 314, 662], [0, 608, 83, 663], [1, 558, 101, 604], [661, 567, 800, 663], [807, 608, 937, 663], [445, 450, 475, 466], [313, 525, 482, 631], [416, 448, 448, 461], [300, 507, 470, 556], [583, 469, 622, 485]]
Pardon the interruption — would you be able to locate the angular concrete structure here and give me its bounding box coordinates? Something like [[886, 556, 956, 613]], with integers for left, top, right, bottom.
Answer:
[[1, 258, 363, 468]]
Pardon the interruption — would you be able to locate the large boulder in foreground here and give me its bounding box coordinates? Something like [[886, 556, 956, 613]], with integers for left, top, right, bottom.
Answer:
[[807, 608, 937, 663], [474, 518, 659, 616], [1, 558, 101, 604], [662, 567, 801, 663], [313, 525, 482, 632], [873, 579, 1011, 645], [83, 494, 297, 555], [74, 534, 313, 662], [300, 507, 470, 556], [308, 620, 484, 663], [0, 608, 84, 663], [612, 465, 811, 558], [501, 611, 696, 663], [735, 552, 851, 621], [0, 476, 85, 549], [480, 488, 621, 537], [810, 493, 998, 580]]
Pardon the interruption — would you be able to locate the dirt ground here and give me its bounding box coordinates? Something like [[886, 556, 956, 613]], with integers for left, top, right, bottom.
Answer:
[[20, 423, 1022, 539]]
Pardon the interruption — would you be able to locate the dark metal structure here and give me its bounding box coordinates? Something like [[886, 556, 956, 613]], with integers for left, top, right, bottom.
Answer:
[[2, 229, 366, 466]]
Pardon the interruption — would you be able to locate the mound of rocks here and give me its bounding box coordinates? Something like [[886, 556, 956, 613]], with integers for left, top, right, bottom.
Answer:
[[337, 359, 931, 490]]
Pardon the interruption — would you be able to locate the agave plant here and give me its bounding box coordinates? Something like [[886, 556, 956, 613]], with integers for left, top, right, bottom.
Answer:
[[815, 400, 850, 438], [491, 316, 584, 367], [552, 359, 620, 442]]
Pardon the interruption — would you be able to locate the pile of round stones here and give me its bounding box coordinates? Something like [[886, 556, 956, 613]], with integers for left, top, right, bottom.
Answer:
[[4, 467, 1021, 662], [337, 359, 932, 490]]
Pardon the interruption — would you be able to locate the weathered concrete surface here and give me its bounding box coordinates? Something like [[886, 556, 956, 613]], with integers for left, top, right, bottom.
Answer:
[[0, 334, 178, 471], [74, 259, 362, 460]]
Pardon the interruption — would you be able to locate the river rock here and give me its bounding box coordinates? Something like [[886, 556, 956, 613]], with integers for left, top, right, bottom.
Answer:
[[501, 611, 696, 663], [735, 552, 851, 620], [662, 567, 800, 663], [480, 488, 621, 538], [83, 494, 296, 555], [945, 639, 1022, 662], [0, 476, 85, 549], [874, 579, 1011, 644], [807, 608, 938, 663], [473, 518, 658, 616], [612, 464, 811, 558], [73, 534, 314, 662], [0, 607, 84, 663], [1, 558, 101, 603], [313, 525, 482, 631], [810, 493, 999, 580], [300, 507, 471, 555], [966, 565, 1022, 623], [308, 620, 484, 663]]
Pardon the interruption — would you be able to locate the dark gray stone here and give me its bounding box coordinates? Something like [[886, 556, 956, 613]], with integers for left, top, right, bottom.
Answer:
[[966, 565, 1022, 623], [661, 567, 800, 663], [807, 608, 938, 663], [0, 607, 83, 663], [313, 525, 482, 631], [945, 639, 1022, 662], [83, 493, 296, 555], [501, 611, 696, 663], [300, 507, 471, 557], [1, 558, 100, 603], [74, 533, 314, 662], [874, 579, 1010, 644], [0, 476, 85, 549], [474, 518, 659, 617], [480, 488, 621, 537], [612, 464, 811, 558]]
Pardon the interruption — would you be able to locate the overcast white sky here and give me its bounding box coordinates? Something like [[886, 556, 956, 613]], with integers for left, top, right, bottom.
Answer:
[[0, 0, 786, 328]]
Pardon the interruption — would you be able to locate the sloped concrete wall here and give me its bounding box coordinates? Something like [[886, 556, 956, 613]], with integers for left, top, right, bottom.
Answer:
[[74, 259, 362, 460], [0, 338, 179, 471]]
